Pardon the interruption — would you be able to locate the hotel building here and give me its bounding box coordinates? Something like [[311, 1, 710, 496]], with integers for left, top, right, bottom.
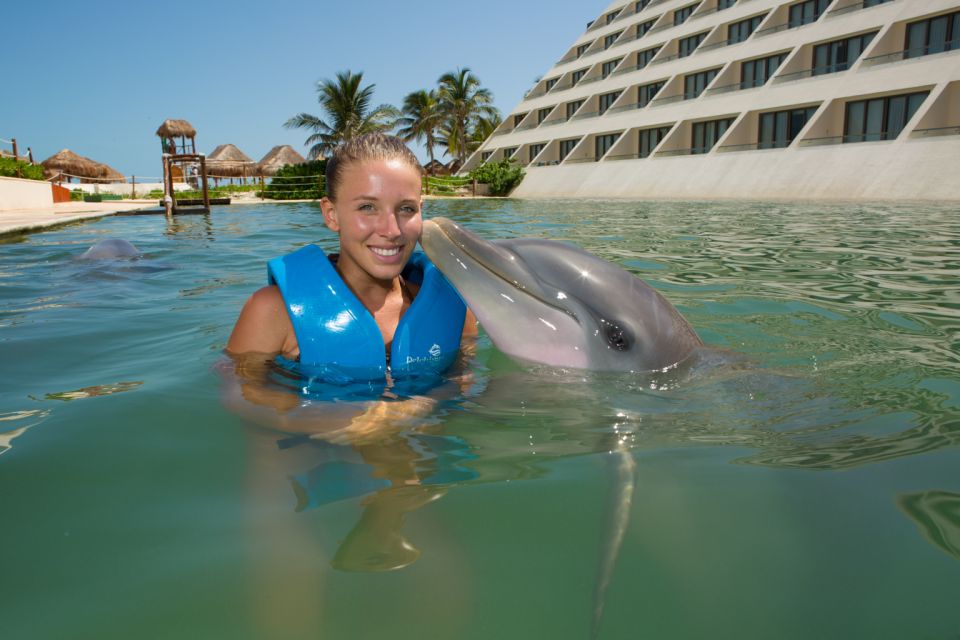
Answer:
[[467, 0, 960, 200]]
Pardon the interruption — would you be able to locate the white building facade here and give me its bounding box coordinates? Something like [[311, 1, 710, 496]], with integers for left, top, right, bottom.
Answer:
[[467, 0, 960, 200]]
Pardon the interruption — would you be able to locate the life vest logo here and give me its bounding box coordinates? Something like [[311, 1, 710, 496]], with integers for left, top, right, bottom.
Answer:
[[428, 343, 442, 358], [405, 343, 444, 367]]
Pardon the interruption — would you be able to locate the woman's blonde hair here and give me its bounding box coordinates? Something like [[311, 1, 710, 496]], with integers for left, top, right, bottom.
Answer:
[[325, 132, 422, 201]]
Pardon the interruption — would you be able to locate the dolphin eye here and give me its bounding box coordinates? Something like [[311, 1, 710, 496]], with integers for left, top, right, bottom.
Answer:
[[603, 323, 630, 351]]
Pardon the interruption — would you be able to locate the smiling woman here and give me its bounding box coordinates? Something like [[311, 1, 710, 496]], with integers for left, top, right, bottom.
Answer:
[[227, 132, 475, 386]]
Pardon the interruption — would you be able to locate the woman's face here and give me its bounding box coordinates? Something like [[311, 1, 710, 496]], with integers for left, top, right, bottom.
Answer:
[[320, 158, 423, 284]]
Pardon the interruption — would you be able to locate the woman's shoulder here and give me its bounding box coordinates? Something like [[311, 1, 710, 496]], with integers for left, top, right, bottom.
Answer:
[[226, 285, 297, 356]]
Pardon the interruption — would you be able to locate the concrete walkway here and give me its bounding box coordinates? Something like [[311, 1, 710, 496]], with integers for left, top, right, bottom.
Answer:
[[0, 201, 158, 236]]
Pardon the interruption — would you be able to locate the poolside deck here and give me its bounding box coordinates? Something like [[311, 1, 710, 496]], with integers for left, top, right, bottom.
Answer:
[[0, 201, 157, 236]]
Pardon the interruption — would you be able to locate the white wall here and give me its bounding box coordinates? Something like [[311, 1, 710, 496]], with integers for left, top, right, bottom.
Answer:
[[0, 177, 54, 211], [512, 135, 960, 201]]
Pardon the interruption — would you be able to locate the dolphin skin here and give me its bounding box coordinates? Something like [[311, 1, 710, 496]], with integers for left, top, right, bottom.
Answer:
[[420, 217, 702, 372], [79, 238, 140, 260]]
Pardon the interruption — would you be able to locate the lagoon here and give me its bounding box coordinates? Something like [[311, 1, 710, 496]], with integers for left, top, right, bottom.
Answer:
[[1, 199, 958, 639]]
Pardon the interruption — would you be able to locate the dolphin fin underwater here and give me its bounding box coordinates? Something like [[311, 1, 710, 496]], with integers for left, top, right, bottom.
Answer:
[[421, 217, 703, 637], [78, 238, 141, 260]]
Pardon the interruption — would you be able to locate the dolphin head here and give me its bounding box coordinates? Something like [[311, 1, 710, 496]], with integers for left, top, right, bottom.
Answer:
[[79, 238, 140, 260], [421, 217, 702, 372]]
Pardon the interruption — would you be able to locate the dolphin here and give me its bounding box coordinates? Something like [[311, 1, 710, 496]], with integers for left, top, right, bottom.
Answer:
[[79, 238, 140, 260], [421, 216, 705, 638], [420, 217, 702, 372]]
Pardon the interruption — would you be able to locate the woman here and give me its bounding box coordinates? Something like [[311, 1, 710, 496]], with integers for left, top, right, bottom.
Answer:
[[228, 132, 476, 376]]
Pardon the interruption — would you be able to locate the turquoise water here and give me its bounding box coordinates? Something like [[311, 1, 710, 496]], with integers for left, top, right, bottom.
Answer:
[[1, 199, 958, 639]]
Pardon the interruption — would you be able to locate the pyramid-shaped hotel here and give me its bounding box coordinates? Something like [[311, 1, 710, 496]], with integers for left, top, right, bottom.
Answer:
[[467, 0, 960, 200]]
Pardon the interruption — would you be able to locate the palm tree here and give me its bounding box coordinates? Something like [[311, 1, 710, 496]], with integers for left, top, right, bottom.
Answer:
[[395, 89, 444, 171], [285, 70, 398, 159], [437, 68, 499, 167]]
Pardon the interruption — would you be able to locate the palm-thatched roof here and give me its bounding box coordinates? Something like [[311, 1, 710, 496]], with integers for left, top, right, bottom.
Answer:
[[206, 143, 256, 178], [41, 149, 125, 182], [156, 119, 197, 138], [255, 145, 306, 176]]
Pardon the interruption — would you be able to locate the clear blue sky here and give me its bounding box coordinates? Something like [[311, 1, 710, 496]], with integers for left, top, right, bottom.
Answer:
[[2, 0, 601, 178]]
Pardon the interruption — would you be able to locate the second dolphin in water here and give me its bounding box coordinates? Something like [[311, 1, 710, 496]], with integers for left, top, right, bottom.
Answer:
[[420, 216, 702, 372], [79, 238, 141, 260]]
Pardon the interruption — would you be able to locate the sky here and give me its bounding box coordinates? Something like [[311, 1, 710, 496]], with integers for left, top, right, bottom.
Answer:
[[2, 0, 604, 179]]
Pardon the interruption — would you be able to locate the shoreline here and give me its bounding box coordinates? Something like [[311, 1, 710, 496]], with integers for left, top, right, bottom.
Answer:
[[0, 194, 500, 237]]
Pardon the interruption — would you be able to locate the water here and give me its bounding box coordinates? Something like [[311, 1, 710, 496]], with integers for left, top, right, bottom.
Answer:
[[1, 200, 958, 639]]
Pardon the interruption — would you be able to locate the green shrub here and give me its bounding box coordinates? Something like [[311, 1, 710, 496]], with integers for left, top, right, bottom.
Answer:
[[70, 189, 85, 201], [263, 159, 326, 200], [468, 158, 525, 196], [0, 157, 45, 180]]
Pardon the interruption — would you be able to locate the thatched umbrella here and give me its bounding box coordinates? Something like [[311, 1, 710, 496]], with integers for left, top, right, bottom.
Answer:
[[41, 149, 125, 183], [156, 119, 197, 155], [255, 145, 306, 177], [207, 143, 256, 180]]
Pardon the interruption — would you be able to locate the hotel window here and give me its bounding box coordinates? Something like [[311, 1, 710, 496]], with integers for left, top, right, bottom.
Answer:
[[481, 151, 493, 162], [602, 58, 622, 78], [528, 143, 545, 162], [863, 0, 893, 6], [728, 15, 764, 44], [812, 31, 877, 76], [684, 69, 720, 99], [639, 126, 671, 158], [637, 46, 661, 68], [606, 9, 621, 24], [503, 147, 517, 158], [674, 3, 698, 26], [537, 107, 553, 124], [741, 52, 788, 89], [636, 0, 652, 12], [595, 133, 620, 159], [718, 0, 737, 9], [758, 107, 817, 148], [599, 90, 622, 114], [604, 32, 623, 49], [567, 100, 585, 119], [545, 77, 559, 91], [679, 32, 709, 58], [844, 91, 929, 142], [692, 118, 734, 154], [513, 113, 527, 127], [577, 43, 591, 58], [572, 68, 589, 85], [788, 0, 830, 28], [559, 138, 580, 161], [638, 81, 665, 107], [637, 19, 656, 38], [904, 12, 960, 59]]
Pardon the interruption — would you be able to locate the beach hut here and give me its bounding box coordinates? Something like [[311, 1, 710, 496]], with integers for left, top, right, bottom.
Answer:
[[41, 149, 125, 183], [255, 145, 305, 177], [156, 119, 197, 155], [207, 144, 256, 183]]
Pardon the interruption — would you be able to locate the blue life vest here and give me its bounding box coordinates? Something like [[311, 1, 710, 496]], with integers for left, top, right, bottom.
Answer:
[[267, 245, 466, 387]]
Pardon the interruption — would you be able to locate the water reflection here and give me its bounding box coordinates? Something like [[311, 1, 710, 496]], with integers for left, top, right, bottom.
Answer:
[[897, 490, 960, 561]]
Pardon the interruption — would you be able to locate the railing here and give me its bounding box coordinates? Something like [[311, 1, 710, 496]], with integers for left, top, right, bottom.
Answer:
[[612, 59, 654, 75], [565, 156, 600, 164], [706, 78, 765, 95], [828, 0, 895, 18], [773, 64, 848, 83], [514, 121, 538, 132], [605, 152, 647, 160], [716, 141, 789, 152], [862, 42, 960, 67], [651, 94, 686, 106], [572, 110, 602, 121], [651, 52, 681, 65], [606, 102, 643, 114], [658, 147, 706, 156], [539, 118, 570, 127], [690, 1, 740, 21], [912, 125, 960, 138], [754, 21, 792, 37], [799, 135, 843, 147], [532, 159, 560, 167]]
